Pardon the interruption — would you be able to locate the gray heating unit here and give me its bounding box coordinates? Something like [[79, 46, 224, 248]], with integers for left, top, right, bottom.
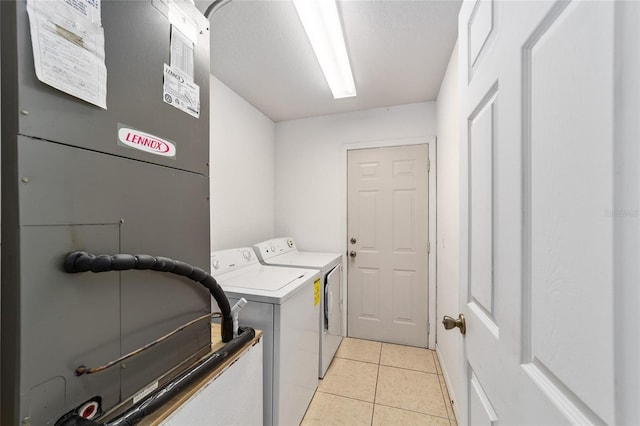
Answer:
[[1, 0, 215, 424]]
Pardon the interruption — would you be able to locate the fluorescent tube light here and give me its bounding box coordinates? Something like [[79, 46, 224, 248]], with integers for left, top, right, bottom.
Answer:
[[293, 0, 356, 99]]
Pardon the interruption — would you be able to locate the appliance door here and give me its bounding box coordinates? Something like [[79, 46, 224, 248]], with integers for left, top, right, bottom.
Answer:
[[325, 265, 343, 333], [322, 265, 343, 376]]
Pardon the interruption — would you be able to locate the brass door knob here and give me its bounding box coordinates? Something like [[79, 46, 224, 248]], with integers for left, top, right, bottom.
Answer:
[[442, 314, 466, 335], [349, 251, 357, 258]]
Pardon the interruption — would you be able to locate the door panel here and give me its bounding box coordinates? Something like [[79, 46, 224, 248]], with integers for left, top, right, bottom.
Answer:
[[391, 270, 416, 324], [348, 144, 429, 347], [469, 87, 497, 320], [457, 0, 615, 424], [469, 369, 498, 426], [393, 189, 419, 252], [359, 268, 381, 321], [358, 191, 381, 249], [468, 0, 494, 71], [525, 3, 614, 420]]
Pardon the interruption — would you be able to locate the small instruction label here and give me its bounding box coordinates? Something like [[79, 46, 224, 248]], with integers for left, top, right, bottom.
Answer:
[[313, 279, 321, 307], [163, 63, 200, 118], [132, 380, 158, 404]]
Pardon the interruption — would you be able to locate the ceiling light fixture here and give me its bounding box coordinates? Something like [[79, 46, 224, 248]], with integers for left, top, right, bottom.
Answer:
[[292, 0, 356, 99]]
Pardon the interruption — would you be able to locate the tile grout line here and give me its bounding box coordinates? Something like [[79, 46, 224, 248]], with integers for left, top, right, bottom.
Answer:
[[326, 340, 453, 425], [334, 355, 380, 366], [376, 362, 451, 421], [380, 364, 440, 375], [373, 401, 451, 421], [313, 389, 374, 405], [370, 343, 382, 426]]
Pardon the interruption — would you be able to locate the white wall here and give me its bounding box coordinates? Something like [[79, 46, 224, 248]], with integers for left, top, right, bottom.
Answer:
[[274, 102, 437, 253], [435, 42, 461, 418], [209, 75, 275, 251]]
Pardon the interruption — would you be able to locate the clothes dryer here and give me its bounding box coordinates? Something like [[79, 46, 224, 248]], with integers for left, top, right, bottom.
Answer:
[[210, 247, 319, 426], [254, 237, 343, 378]]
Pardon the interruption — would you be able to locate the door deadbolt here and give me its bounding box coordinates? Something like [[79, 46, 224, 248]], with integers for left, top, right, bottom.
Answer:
[[349, 251, 357, 258], [442, 314, 466, 335], [350, 237, 357, 244]]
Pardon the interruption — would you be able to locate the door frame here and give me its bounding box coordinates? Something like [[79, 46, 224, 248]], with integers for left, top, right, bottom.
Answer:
[[614, 2, 640, 422], [341, 136, 437, 348]]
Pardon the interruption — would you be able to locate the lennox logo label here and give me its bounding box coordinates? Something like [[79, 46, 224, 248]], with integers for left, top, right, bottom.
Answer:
[[117, 127, 176, 158], [165, 66, 185, 84]]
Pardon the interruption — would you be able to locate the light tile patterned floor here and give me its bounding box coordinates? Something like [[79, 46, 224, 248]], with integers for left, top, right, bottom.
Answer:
[[302, 338, 457, 426]]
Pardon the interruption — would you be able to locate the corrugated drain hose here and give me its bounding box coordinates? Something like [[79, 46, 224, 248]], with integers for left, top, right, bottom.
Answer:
[[63, 251, 233, 343]]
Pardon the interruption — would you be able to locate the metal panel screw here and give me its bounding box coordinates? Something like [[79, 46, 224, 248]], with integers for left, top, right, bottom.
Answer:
[[120, 219, 125, 224], [22, 417, 30, 426], [20, 109, 29, 115], [21, 177, 30, 183]]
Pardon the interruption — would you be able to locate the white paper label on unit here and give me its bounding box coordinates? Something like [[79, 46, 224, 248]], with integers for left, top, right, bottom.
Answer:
[[117, 125, 177, 158], [163, 63, 200, 118], [132, 380, 159, 404], [171, 26, 194, 79], [26, 0, 107, 109]]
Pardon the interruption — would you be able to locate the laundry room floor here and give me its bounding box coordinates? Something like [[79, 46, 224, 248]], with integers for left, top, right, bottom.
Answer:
[[301, 338, 457, 426]]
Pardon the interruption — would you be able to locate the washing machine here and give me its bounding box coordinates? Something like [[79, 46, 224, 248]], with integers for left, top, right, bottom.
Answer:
[[254, 237, 344, 378], [210, 247, 319, 426]]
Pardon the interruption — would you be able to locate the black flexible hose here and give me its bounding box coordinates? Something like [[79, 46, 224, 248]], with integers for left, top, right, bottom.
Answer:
[[55, 327, 256, 426], [63, 251, 233, 342]]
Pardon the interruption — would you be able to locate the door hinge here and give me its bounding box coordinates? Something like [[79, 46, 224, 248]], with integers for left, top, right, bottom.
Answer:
[[427, 159, 431, 173], [427, 241, 431, 254]]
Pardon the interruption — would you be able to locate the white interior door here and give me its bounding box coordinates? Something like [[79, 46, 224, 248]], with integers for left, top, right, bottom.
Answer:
[[453, 1, 616, 424], [347, 144, 429, 347]]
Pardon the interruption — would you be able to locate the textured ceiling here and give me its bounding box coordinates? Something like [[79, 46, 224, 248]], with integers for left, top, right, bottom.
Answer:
[[197, 0, 461, 122]]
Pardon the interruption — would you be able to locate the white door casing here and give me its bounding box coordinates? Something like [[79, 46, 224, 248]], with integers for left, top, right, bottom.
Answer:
[[457, 1, 616, 424], [347, 144, 429, 347]]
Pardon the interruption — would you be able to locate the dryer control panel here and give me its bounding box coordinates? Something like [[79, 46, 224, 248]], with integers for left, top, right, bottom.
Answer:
[[254, 237, 296, 261]]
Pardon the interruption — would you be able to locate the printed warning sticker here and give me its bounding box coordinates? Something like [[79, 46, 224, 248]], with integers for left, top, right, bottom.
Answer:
[[313, 279, 321, 307], [26, 0, 107, 108], [163, 63, 200, 118]]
